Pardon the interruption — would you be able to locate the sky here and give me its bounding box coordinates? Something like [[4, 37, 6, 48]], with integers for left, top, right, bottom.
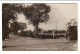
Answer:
[[17, 3, 77, 31]]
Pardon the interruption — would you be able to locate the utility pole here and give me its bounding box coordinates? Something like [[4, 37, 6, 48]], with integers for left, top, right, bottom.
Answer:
[[56, 21, 57, 30], [56, 21, 57, 36]]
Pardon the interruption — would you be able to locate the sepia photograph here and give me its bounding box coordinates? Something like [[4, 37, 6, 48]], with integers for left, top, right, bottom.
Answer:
[[2, 3, 78, 51]]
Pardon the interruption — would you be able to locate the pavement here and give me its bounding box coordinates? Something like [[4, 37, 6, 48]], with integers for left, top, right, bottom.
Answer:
[[2, 35, 78, 51]]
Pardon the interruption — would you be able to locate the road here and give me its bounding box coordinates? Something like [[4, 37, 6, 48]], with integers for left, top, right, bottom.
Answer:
[[2, 35, 78, 51]]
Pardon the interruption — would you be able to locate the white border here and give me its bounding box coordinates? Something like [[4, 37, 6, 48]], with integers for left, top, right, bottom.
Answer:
[[0, 1, 80, 54], [1, 0, 80, 1], [0, 1, 80, 3]]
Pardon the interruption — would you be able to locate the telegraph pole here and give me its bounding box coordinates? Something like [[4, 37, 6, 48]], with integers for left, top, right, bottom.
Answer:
[[56, 21, 57, 30], [56, 21, 57, 36]]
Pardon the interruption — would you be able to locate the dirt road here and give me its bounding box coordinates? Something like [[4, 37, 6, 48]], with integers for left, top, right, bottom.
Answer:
[[2, 35, 78, 51]]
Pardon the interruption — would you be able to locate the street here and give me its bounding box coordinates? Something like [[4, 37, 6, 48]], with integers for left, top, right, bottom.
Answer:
[[2, 35, 78, 51]]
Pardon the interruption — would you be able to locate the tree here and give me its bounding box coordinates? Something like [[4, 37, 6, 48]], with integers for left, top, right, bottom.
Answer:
[[11, 22, 27, 35], [23, 4, 51, 37], [17, 22, 27, 32], [2, 4, 23, 40]]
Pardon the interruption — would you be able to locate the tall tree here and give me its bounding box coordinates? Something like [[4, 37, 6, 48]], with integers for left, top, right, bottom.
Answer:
[[23, 4, 51, 37], [2, 4, 23, 40]]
